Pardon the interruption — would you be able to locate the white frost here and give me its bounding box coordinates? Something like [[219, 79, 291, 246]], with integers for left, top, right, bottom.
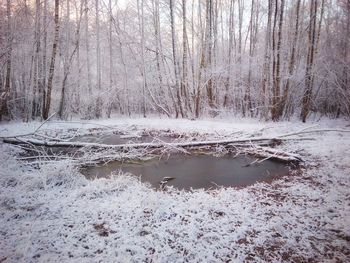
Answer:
[[0, 117, 349, 262]]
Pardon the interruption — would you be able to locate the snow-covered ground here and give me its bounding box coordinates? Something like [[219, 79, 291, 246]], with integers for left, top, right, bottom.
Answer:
[[0, 117, 349, 262]]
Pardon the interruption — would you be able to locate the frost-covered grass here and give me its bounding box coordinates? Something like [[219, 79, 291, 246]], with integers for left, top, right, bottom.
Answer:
[[0, 117, 349, 262]]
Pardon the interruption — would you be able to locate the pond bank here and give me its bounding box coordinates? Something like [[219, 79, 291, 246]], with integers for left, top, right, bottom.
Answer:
[[0, 117, 349, 262]]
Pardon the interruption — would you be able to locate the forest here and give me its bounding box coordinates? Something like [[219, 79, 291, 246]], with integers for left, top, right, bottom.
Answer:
[[1, 1, 350, 262], [0, 0, 349, 122]]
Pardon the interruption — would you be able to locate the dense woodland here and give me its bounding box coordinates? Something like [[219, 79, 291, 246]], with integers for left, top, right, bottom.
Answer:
[[0, 0, 349, 122]]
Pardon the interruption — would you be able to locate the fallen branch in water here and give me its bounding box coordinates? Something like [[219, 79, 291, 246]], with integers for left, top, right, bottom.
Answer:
[[2, 136, 306, 163], [245, 146, 303, 163], [5, 127, 349, 164], [1, 136, 295, 149]]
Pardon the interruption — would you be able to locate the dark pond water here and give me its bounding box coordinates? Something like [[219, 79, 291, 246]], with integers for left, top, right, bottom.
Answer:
[[71, 134, 179, 145], [82, 154, 290, 190]]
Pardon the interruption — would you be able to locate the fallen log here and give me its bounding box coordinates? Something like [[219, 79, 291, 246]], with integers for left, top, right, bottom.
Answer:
[[2, 137, 285, 149], [245, 146, 303, 163], [2, 136, 305, 163]]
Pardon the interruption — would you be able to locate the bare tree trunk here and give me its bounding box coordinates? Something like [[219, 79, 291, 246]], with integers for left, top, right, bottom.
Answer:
[[195, 0, 206, 118], [43, 0, 59, 120], [42, 0, 48, 117], [153, 0, 164, 108], [229, 0, 243, 113], [301, 0, 318, 122], [279, 0, 301, 118], [31, 0, 42, 118], [84, 0, 92, 96], [310, 0, 325, 98], [59, 1, 83, 119], [245, 0, 255, 117], [237, 0, 244, 113], [149, 0, 171, 117], [237, 0, 243, 64], [261, 0, 273, 120], [58, 0, 71, 119], [0, 0, 12, 121], [206, 0, 215, 109], [106, 0, 114, 118], [137, 0, 147, 117], [190, 0, 196, 112], [112, 9, 130, 116], [74, 0, 83, 115], [170, 0, 181, 118], [343, 0, 350, 115], [224, 0, 235, 108], [271, 0, 285, 121], [153, 0, 162, 88], [210, 0, 219, 108], [95, 0, 102, 118], [253, 0, 260, 116], [182, 0, 189, 114]]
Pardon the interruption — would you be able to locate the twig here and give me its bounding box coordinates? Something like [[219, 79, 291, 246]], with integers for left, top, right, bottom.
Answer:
[[278, 128, 350, 138], [0, 112, 57, 138], [33, 112, 57, 133]]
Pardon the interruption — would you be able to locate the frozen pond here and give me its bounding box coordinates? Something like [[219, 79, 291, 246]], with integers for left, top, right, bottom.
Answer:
[[82, 154, 290, 190]]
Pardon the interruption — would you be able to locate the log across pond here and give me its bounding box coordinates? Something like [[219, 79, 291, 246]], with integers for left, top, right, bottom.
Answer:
[[3, 136, 303, 163], [3, 134, 303, 189]]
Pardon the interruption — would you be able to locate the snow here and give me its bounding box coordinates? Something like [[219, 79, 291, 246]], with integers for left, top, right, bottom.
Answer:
[[0, 117, 349, 262]]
